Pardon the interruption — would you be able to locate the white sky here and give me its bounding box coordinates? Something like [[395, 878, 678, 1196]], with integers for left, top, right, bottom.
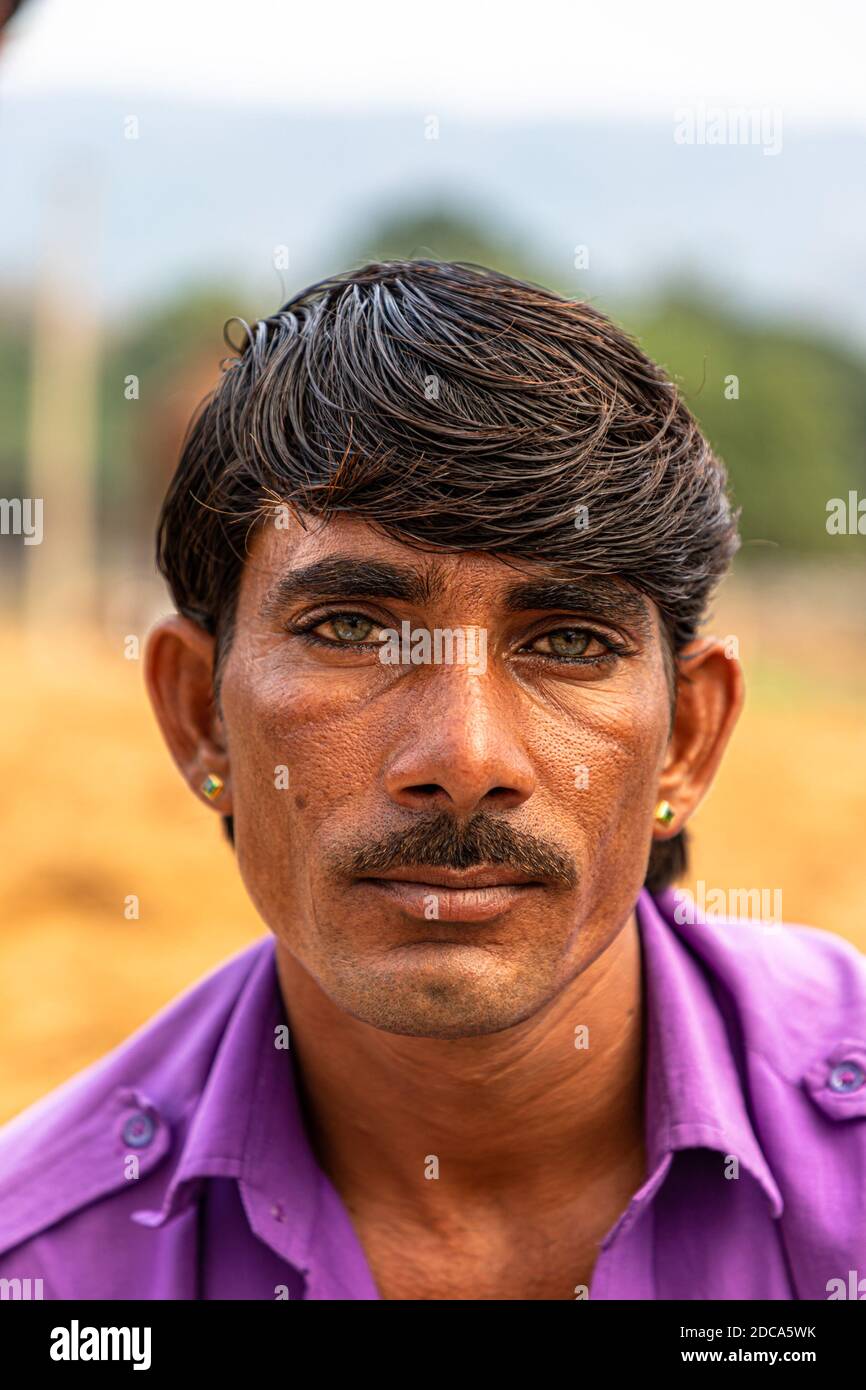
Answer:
[[2, 0, 865, 126]]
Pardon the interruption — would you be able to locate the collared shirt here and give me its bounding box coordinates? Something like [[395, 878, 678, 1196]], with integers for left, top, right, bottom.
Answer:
[[1, 888, 865, 1300]]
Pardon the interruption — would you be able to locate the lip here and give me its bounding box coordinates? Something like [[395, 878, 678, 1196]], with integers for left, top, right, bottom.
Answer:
[[361, 865, 538, 890], [354, 865, 542, 922]]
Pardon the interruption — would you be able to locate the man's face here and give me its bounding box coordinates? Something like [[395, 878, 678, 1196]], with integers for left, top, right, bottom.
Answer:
[[214, 512, 674, 1038]]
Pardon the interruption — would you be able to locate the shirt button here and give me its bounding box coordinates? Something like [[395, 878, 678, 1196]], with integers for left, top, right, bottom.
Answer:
[[122, 1111, 157, 1148], [828, 1061, 866, 1094]]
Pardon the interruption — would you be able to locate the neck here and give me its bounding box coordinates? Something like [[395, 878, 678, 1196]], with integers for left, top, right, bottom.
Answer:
[[275, 911, 645, 1215]]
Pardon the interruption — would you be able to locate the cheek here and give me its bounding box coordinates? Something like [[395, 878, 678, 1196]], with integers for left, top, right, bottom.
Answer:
[[529, 674, 671, 851], [220, 652, 388, 839]]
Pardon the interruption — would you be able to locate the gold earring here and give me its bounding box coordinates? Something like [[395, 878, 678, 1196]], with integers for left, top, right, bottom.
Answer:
[[654, 799, 675, 828], [201, 773, 225, 801]]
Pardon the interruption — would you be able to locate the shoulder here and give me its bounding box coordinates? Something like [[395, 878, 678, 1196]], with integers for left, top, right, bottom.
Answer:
[[0, 937, 272, 1270], [653, 887, 866, 1103], [649, 890, 866, 1290]]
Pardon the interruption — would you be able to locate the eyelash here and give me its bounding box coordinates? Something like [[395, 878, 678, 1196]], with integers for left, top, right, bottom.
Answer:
[[289, 611, 631, 667]]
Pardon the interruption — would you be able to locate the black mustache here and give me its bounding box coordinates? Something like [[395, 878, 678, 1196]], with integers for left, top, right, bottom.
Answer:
[[335, 811, 577, 888]]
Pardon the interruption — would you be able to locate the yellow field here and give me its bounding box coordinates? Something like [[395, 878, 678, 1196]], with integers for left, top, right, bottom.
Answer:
[[1, 569, 864, 1122]]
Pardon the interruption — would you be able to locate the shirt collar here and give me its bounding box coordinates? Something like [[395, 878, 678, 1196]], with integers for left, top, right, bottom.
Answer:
[[132, 937, 325, 1271], [637, 887, 784, 1218]]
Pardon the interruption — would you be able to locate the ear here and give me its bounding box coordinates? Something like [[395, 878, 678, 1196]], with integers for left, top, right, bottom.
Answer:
[[144, 615, 233, 815], [653, 638, 743, 841]]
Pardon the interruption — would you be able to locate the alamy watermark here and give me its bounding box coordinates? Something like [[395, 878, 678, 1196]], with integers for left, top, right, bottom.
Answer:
[[673, 104, 783, 157], [674, 880, 783, 928], [49, 1320, 151, 1370], [826, 1270, 866, 1299], [826, 491, 866, 535], [378, 621, 487, 675], [0, 1276, 44, 1299], [0, 497, 43, 545]]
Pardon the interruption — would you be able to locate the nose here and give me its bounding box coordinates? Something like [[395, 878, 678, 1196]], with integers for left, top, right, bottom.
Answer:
[[383, 668, 536, 817]]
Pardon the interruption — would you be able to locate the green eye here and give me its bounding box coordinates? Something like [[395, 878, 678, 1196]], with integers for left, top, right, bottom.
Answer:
[[545, 628, 592, 657], [328, 615, 375, 643]]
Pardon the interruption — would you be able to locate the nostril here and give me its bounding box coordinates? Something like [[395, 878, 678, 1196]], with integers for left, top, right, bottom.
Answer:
[[408, 784, 444, 797]]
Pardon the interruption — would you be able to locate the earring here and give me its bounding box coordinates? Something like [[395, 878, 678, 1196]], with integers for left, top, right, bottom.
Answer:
[[654, 799, 675, 828], [201, 773, 225, 801]]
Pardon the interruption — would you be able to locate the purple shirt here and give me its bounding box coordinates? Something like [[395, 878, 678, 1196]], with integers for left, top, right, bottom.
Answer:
[[1, 888, 865, 1300]]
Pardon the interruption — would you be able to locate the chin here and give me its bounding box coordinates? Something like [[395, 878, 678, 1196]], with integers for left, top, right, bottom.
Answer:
[[330, 948, 546, 1038]]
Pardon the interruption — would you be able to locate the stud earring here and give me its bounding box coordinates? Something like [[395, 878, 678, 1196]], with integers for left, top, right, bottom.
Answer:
[[654, 799, 675, 828], [201, 773, 225, 801]]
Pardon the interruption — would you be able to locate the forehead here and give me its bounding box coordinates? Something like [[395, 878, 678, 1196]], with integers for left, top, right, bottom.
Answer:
[[236, 510, 656, 631]]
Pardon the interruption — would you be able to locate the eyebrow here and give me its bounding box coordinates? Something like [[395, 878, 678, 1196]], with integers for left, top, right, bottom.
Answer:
[[259, 555, 651, 633], [259, 558, 439, 619], [503, 577, 652, 633]]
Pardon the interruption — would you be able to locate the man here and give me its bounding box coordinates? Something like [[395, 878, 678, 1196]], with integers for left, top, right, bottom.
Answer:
[[1, 260, 864, 1300]]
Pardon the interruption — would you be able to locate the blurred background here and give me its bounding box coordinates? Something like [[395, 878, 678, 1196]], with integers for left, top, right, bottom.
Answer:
[[1, 0, 864, 1121]]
